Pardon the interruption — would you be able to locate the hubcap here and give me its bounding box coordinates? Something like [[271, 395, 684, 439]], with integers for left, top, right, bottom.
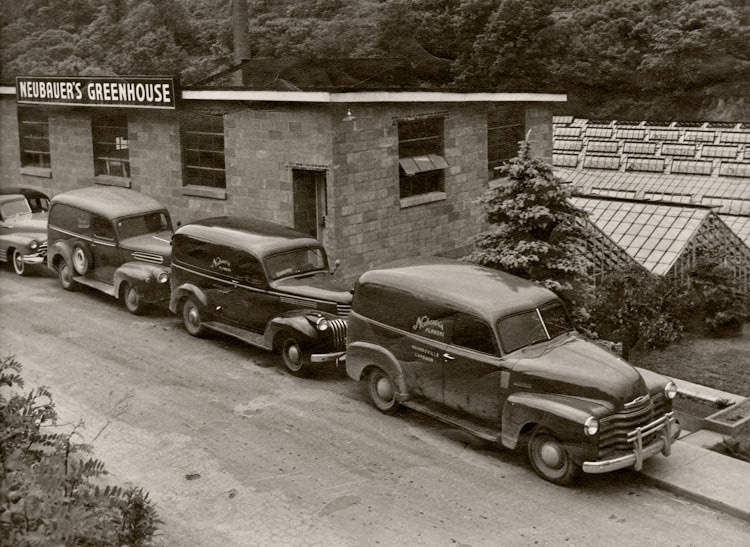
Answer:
[[539, 441, 564, 469], [61, 265, 71, 284], [376, 376, 393, 401], [187, 306, 199, 327], [13, 253, 23, 273], [286, 343, 300, 364], [126, 287, 138, 307]]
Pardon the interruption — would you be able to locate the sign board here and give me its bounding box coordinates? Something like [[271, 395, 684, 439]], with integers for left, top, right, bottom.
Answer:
[[16, 76, 177, 109]]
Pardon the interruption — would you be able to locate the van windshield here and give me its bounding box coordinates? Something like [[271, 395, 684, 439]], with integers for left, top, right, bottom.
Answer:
[[497, 301, 573, 353], [1, 198, 32, 219], [265, 248, 327, 280], [116, 211, 172, 240]]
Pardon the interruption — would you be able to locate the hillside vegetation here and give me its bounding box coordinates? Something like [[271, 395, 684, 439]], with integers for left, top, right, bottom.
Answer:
[[2, 0, 749, 119]]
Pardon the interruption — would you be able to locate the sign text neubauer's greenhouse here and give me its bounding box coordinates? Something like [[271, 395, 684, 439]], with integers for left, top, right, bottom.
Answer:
[[16, 76, 177, 109]]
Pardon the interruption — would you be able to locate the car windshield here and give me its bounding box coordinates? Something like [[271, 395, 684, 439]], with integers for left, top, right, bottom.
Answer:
[[265, 248, 327, 280], [116, 211, 172, 240], [0, 198, 32, 220], [496, 301, 573, 354]]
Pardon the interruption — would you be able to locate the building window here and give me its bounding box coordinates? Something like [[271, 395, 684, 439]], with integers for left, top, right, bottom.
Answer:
[[398, 117, 447, 199], [488, 105, 526, 179], [182, 114, 226, 189], [93, 112, 130, 177], [18, 108, 50, 168]]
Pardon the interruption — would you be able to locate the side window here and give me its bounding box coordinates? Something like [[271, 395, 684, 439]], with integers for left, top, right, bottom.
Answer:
[[91, 215, 114, 241], [235, 254, 265, 287], [449, 314, 498, 355], [49, 204, 91, 235], [487, 104, 526, 180], [173, 235, 211, 268], [398, 116, 448, 199], [181, 113, 226, 189], [18, 107, 51, 169], [93, 111, 130, 177]]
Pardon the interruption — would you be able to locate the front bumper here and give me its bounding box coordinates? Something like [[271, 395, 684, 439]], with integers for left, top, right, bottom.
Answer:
[[311, 351, 346, 364], [582, 412, 679, 474], [22, 249, 47, 265]]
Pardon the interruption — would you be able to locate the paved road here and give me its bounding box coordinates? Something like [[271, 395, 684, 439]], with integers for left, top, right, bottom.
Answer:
[[2, 268, 749, 546]]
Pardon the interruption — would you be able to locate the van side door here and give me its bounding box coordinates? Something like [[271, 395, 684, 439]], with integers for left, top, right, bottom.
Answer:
[[441, 313, 507, 423], [90, 214, 118, 282]]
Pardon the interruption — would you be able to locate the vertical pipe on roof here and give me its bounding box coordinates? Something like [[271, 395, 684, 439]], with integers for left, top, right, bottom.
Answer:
[[233, 0, 250, 86]]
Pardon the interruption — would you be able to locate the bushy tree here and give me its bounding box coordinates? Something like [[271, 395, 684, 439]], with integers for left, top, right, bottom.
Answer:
[[465, 140, 591, 304], [0, 355, 161, 546]]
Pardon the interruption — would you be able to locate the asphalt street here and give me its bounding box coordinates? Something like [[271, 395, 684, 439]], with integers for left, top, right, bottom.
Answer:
[[2, 267, 749, 546]]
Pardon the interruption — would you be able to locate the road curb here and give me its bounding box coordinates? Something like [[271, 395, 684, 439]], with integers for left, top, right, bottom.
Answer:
[[641, 473, 750, 523]]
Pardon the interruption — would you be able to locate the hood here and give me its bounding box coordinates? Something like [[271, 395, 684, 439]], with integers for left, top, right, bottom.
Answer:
[[5, 214, 47, 237], [273, 272, 353, 304], [121, 232, 173, 261], [508, 333, 648, 412]]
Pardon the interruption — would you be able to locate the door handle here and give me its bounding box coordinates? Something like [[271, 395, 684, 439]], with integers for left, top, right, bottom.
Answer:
[[443, 353, 455, 361]]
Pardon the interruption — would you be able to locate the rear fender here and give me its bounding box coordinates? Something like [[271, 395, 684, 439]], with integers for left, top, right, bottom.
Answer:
[[48, 240, 73, 270], [345, 342, 408, 399], [170, 282, 210, 314]]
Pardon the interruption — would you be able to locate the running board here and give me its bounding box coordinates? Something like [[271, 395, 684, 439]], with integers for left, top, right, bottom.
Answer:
[[204, 321, 272, 351], [73, 276, 117, 297], [401, 400, 503, 442]]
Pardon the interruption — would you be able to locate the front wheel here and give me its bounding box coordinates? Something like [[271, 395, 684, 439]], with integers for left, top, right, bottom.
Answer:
[[527, 427, 580, 486], [11, 249, 27, 276], [122, 282, 146, 315], [57, 260, 77, 291], [367, 367, 399, 414], [281, 337, 310, 377]]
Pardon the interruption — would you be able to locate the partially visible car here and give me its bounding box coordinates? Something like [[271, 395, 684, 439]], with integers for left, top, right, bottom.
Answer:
[[0, 193, 47, 276], [170, 217, 351, 376], [346, 257, 679, 485], [47, 186, 173, 314], [0, 187, 50, 213]]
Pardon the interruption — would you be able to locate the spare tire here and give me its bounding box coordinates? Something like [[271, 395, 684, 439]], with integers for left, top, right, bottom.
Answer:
[[71, 242, 93, 275]]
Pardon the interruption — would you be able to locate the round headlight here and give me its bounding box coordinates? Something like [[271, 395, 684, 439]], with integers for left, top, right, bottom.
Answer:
[[584, 416, 599, 436], [315, 316, 330, 331], [664, 381, 677, 400], [29, 240, 39, 250], [158, 272, 169, 284]]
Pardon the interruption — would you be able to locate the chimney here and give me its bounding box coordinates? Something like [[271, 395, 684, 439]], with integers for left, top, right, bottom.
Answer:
[[233, 0, 250, 85]]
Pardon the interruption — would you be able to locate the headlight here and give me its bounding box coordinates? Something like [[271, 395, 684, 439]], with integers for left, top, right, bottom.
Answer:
[[584, 416, 599, 436], [29, 240, 39, 250], [314, 316, 330, 331], [158, 272, 169, 283], [664, 381, 677, 400]]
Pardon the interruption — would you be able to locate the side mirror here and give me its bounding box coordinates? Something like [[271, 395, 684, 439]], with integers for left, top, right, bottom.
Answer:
[[330, 258, 341, 275]]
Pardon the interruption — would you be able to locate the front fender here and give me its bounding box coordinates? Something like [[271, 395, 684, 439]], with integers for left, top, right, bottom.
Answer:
[[269, 313, 318, 343], [501, 392, 607, 451], [345, 341, 408, 399], [114, 262, 170, 302]]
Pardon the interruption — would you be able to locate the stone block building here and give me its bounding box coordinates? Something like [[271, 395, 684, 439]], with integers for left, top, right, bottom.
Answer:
[[1, 69, 563, 280]]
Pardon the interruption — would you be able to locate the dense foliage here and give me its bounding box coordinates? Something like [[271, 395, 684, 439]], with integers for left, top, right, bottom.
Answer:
[[0, 355, 161, 546], [465, 140, 591, 302], [2, 0, 748, 119]]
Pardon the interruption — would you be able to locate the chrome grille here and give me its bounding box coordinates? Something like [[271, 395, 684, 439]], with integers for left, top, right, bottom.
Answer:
[[329, 318, 347, 351], [598, 396, 658, 457], [132, 252, 163, 264], [336, 303, 352, 318]]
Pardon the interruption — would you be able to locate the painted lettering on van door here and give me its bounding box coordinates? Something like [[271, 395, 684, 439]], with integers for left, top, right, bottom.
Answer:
[[411, 345, 441, 364], [212, 257, 231, 273], [413, 316, 446, 340]]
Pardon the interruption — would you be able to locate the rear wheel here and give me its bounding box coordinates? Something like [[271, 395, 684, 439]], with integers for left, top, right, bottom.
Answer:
[[527, 427, 580, 486], [122, 282, 146, 315], [57, 260, 76, 291], [11, 249, 27, 276], [281, 336, 310, 377], [182, 297, 206, 337], [71, 242, 92, 275], [367, 367, 399, 414]]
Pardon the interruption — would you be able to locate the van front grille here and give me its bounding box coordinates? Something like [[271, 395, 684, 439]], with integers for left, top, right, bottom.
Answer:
[[598, 396, 661, 458], [336, 304, 351, 317], [329, 318, 348, 351]]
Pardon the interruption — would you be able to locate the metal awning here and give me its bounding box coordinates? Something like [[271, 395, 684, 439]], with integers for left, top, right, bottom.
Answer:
[[399, 154, 449, 175]]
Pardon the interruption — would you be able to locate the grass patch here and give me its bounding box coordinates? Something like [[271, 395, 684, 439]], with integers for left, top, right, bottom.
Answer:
[[711, 436, 750, 463]]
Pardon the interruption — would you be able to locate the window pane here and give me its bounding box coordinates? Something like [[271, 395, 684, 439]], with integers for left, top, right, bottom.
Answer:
[[92, 112, 129, 177], [398, 116, 446, 198], [182, 114, 226, 189], [18, 108, 51, 168], [488, 105, 525, 178]]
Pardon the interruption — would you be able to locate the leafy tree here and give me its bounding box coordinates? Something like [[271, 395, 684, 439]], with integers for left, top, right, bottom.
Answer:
[[0, 355, 161, 545], [465, 140, 591, 302]]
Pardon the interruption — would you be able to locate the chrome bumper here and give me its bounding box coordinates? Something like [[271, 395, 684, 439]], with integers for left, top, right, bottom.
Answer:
[[311, 351, 346, 364], [583, 412, 679, 474], [23, 252, 47, 265]]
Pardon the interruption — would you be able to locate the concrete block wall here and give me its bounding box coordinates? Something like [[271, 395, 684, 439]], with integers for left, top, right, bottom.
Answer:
[[329, 102, 490, 278]]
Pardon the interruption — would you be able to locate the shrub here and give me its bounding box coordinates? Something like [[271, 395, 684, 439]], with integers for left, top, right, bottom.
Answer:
[[0, 355, 161, 546]]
